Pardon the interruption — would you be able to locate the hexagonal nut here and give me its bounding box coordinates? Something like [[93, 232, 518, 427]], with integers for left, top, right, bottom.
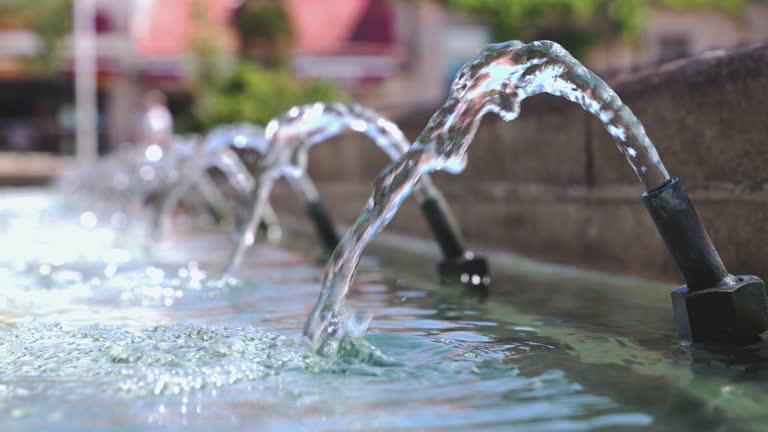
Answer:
[[437, 253, 491, 288], [671, 275, 768, 345]]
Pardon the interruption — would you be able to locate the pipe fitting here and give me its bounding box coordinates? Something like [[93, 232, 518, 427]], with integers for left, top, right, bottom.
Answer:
[[305, 199, 341, 252], [437, 252, 491, 288], [304, 190, 491, 286], [419, 196, 490, 287], [672, 275, 768, 345], [643, 177, 730, 290], [419, 196, 466, 260], [643, 177, 768, 345]]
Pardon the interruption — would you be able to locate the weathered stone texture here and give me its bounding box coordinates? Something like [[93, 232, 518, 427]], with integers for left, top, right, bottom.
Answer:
[[591, 43, 768, 186], [276, 44, 768, 283]]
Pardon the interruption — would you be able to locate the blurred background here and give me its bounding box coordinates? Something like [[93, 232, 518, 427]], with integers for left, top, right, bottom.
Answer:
[[0, 0, 766, 168]]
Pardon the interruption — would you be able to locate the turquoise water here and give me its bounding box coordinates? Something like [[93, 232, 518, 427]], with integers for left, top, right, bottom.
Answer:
[[1, 190, 766, 431]]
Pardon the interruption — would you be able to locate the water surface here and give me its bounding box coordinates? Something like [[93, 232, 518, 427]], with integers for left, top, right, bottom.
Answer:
[[0, 190, 766, 431]]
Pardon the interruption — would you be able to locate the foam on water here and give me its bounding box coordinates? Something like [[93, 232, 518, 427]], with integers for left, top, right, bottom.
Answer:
[[0, 316, 417, 405], [0, 320, 655, 431], [0, 323, 318, 396], [304, 40, 672, 353]]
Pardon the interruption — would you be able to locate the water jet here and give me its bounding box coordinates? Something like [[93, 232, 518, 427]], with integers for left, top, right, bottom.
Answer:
[[304, 40, 768, 351], [152, 125, 282, 243], [226, 102, 489, 285]]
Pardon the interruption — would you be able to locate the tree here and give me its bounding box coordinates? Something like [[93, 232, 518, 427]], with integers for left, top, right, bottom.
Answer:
[[445, 0, 752, 59], [180, 0, 346, 131], [187, 61, 344, 131], [233, 0, 294, 66]]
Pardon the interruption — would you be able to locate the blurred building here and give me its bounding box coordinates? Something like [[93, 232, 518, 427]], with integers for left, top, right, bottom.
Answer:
[[286, 0, 768, 114], [98, 0, 234, 147], [0, 0, 235, 154], [286, 0, 489, 116], [0, 15, 73, 154], [587, 3, 768, 72], [1, 0, 767, 155]]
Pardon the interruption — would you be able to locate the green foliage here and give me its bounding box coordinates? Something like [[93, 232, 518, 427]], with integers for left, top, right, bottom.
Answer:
[[0, 0, 72, 73], [233, 1, 294, 66], [445, 0, 753, 59], [653, 0, 750, 15], [182, 62, 346, 131], [181, 0, 346, 132], [234, 1, 293, 45], [446, 0, 642, 59]]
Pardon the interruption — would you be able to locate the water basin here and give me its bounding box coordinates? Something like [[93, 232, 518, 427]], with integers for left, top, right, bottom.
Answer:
[[0, 189, 766, 431]]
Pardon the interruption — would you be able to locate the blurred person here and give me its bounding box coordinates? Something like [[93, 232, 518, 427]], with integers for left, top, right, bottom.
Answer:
[[135, 89, 174, 149]]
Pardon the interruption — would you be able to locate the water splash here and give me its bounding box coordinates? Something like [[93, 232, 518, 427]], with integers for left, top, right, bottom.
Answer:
[[0, 192, 672, 431], [0, 323, 321, 397], [224, 102, 447, 273], [304, 40, 672, 353], [152, 124, 281, 242], [58, 138, 200, 235]]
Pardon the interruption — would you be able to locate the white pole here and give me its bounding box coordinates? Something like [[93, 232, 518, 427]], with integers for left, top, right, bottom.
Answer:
[[74, 0, 98, 162]]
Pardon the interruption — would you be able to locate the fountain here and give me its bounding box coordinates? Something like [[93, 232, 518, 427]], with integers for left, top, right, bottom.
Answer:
[[6, 37, 768, 432], [58, 141, 199, 233], [1, 180, 755, 431], [224, 102, 489, 285], [154, 123, 366, 264], [152, 125, 282, 243], [304, 40, 768, 353]]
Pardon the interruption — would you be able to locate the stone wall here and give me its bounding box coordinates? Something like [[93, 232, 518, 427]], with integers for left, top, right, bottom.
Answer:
[[272, 43, 768, 283]]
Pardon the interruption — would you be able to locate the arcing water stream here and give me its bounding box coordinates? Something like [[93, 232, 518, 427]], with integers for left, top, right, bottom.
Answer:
[[5, 40, 768, 432], [151, 124, 281, 243], [223, 103, 455, 273], [304, 40, 672, 354]]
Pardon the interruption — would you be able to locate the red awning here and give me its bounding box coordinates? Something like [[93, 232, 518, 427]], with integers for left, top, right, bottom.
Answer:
[[284, 0, 371, 54], [134, 0, 235, 59]]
